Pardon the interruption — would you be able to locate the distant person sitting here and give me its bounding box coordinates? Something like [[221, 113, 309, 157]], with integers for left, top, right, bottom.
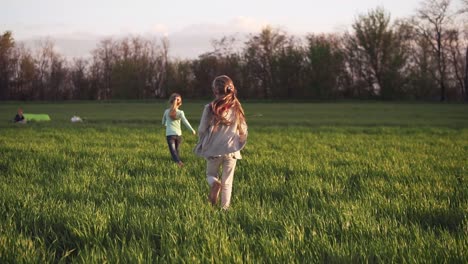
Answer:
[[14, 108, 26, 124]]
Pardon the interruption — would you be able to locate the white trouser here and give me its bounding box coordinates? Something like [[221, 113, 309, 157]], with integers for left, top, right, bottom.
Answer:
[[206, 153, 237, 209]]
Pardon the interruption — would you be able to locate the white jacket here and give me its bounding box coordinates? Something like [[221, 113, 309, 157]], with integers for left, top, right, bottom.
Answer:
[[194, 104, 248, 158]]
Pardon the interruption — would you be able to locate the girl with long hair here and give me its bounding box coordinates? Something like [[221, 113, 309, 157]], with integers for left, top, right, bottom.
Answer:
[[162, 93, 196, 167], [195, 75, 248, 209]]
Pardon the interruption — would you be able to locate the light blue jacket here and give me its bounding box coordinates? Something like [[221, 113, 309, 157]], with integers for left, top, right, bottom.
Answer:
[[162, 109, 195, 136]]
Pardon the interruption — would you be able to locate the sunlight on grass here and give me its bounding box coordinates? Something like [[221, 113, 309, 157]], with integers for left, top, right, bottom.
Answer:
[[0, 102, 467, 262]]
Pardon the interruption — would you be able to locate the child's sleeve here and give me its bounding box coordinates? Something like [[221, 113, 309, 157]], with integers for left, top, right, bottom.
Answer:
[[180, 111, 195, 133], [198, 105, 211, 137], [162, 111, 166, 126], [239, 118, 248, 143]]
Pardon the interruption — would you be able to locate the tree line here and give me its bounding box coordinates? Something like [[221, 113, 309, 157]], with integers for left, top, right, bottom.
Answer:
[[1, 0, 467, 101]]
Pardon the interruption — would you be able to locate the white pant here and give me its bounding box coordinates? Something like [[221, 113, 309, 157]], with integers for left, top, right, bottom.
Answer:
[[206, 153, 237, 209]]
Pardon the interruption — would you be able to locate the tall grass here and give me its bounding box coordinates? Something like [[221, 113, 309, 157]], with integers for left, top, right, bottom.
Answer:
[[0, 102, 467, 263]]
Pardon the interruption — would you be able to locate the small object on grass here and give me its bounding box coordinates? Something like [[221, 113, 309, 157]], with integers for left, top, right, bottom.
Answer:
[[23, 113, 51, 121], [71, 116, 83, 122]]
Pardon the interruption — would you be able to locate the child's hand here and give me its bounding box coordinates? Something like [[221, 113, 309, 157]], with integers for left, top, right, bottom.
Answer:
[[193, 131, 196, 135], [239, 133, 247, 142]]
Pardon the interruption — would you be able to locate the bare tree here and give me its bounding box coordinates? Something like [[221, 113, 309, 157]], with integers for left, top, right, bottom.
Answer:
[[413, 0, 453, 101], [153, 37, 169, 98], [0, 31, 17, 100], [111, 37, 144, 99], [406, 28, 439, 99], [165, 58, 195, 97], [445, 29, 466, 99], [306, 34, 345, 99], [91, 38, 116, 100], [243, 26, 288, 98], [35, 39, 67, 100], [70, 58, 92, 99], [275, 37, 306, 98], [210, 35, 238, 57], [14, 44, 36, 100], [465, 44, 468, 101], [459, 0, 468, 101], [345, 8, 410, 99]]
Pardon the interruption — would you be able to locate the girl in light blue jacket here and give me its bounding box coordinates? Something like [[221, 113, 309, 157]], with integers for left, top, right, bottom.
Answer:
[[162, 93, 196, 167]]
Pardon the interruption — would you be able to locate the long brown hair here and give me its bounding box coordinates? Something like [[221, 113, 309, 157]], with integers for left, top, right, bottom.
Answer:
[[210, 75, 245, 133], [168, 93, 182, 120]]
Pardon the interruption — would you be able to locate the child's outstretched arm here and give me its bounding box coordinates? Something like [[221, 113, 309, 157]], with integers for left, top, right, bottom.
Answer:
[[162, 110, 166, 126], [180, 111, 196, 134]]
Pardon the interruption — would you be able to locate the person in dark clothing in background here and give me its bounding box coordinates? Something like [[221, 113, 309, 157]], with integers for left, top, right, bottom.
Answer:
[[14, 108, 26, 124]]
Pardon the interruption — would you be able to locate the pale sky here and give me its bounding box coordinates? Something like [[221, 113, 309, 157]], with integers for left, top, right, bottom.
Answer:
[[1, 0, 430, 58]]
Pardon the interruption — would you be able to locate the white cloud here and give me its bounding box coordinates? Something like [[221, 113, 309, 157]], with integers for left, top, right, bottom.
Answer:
[[165, 17, 270, 59], [14, 17, 278, 60], [174, 16, 269, 36], [151, 24, 169, 36], [229, 16, 269, 32], [20, 37, 99, 59]]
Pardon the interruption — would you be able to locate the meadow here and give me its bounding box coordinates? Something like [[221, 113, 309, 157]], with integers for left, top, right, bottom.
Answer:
[[0, 101, 467, 263]]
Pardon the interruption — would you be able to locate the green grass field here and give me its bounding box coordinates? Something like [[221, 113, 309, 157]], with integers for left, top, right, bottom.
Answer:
[[0, 101, 467, 263]]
